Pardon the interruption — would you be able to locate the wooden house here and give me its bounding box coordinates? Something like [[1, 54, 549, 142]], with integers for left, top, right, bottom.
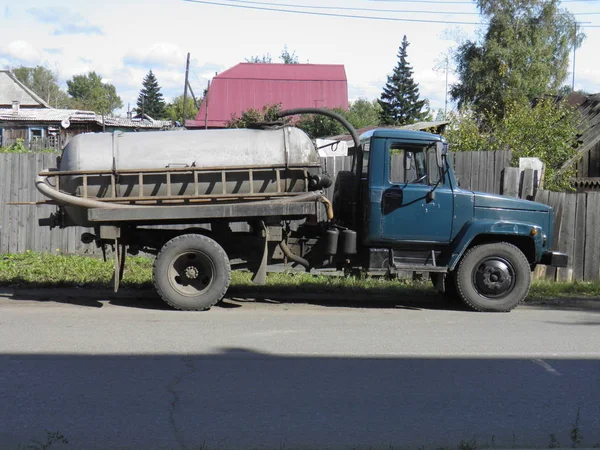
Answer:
[[0, 70, 173, 151]]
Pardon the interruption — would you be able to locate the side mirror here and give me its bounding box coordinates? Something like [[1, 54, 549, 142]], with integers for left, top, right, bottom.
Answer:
[[435, 141, 445, 168]]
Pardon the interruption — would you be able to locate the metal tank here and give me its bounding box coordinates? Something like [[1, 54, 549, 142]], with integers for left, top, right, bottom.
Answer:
[[37, 126, 329, 226], [59, 126, 322, 198]]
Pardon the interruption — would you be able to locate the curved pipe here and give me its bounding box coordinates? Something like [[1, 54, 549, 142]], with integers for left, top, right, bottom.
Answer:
[[279, 240, 310, 269], [277, 107, 361, 150], [35, 175, 139, 209], [319, 196, 334, 221]]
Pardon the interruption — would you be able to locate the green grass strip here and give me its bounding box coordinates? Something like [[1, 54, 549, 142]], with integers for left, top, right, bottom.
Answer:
[[1, 252, 599, 300]]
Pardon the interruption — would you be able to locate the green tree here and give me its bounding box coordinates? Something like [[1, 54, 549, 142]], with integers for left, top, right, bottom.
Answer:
[[164, 94, 199, 124], [245, 46, 299, 64], [12, 65, 71, 108], [450, 0, 585, 120], [135, 70, 166, 119], [444, 98, 581, 191], [345, 99, 382, 129], [378, 35, 428, 126], [279, 45, 299, 64], [66, 71, 123, 115], [246, 54, 272, 63], [226, 104, 285, 128], [296, 109, 347, 139]]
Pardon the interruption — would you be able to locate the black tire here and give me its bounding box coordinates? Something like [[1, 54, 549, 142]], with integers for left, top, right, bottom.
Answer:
[[153, 234, 231, 311], [456, 242, 531, 312]]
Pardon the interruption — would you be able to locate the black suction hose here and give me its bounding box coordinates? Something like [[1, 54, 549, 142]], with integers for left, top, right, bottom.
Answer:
[[278, 108, 361, 229], [277, 108, 361, 150]]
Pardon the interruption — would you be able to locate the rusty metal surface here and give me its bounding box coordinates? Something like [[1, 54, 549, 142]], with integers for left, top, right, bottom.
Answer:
[[87, 201, 318, 223]]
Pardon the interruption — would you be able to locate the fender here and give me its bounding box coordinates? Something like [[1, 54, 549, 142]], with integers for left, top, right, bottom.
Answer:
[[448, 220, 544, 271]]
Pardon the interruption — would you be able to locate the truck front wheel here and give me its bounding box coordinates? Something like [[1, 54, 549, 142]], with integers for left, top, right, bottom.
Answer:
[[456, 242, 531, 312], [153, 234, 231, 311]]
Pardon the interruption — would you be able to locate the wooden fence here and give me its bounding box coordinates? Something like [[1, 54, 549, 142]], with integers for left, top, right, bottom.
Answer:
[[534, 190, 600, 282], [0, 153, 96, 255], [450, 150, 512, 195], [1, 152, 598, 281]]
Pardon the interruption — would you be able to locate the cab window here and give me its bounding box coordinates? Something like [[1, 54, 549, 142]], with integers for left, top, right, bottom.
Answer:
[[389, 143, 441, 185]]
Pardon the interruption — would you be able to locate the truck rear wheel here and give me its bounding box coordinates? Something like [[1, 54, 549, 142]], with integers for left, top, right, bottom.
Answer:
[[153, 234, 231, 311], [456, 242, 531, 312]]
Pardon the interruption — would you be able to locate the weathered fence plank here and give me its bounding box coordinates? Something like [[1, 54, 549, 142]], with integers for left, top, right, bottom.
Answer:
[[470, 151, 481, 192], [502, 167, 520, 198], [485, 151, 496, 194], [584, 193, 600, 281], [546, 192, 565, 281], [556, 193, 577, 282], [572, 193, 587, 281]]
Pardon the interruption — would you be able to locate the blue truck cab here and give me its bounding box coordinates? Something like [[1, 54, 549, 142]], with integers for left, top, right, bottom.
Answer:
[[345, 128, 567, 312]]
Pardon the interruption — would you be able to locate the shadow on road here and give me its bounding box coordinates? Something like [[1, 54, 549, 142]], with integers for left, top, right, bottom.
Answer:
[[1, 349, 599, 450], [2, 285, 599, 314], [0, 284, 467, 312]]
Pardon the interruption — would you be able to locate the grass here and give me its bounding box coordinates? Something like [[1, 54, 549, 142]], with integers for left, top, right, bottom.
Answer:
[[1, 252, 600, 302]]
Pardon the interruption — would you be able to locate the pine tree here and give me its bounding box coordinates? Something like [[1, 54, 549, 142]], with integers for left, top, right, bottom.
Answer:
[[378, 36, 427, 126], [136, 70, 166, 119]]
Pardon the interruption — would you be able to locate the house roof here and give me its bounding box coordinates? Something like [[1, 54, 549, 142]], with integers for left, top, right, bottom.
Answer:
[[187, 63, 348, 128], [558, 93, 600, 175], [0, 70, 51, 108], [215, 63, 348, 81], [0, 108, 173, 129]]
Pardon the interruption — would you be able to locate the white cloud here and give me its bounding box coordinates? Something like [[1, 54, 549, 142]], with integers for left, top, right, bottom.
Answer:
[[123, 43, 187, 70], [0, 40, 43, 65]]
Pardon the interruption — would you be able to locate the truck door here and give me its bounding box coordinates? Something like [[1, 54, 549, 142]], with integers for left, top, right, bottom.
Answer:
[[378, 139, 454, 243]]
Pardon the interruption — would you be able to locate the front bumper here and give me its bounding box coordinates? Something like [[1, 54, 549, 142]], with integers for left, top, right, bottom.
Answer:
[[540, 251, 568, 268]]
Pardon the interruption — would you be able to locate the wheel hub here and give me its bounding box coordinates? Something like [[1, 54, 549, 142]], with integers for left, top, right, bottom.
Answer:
[[184, 266, 199, 280], [475, 259, 514, 297]]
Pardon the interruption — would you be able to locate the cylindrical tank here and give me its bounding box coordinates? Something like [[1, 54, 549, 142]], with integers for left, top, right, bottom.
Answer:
[[341, 229, 358, 255], [51, 127, 324, 226], [59, 126, 322, 200]]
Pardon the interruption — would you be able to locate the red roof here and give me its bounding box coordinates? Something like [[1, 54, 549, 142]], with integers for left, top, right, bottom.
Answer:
[[187, 63, 348, 128]]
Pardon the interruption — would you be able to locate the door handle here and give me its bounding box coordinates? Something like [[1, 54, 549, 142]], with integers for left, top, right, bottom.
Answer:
[[384, 191, 403, 199]]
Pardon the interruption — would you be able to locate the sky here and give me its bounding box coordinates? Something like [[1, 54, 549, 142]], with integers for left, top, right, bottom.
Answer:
[[1, 0, 599, 117]]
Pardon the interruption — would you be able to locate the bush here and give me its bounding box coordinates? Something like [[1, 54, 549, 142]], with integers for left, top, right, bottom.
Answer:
[[0, 138, 59, 154], [444, 98, 581, 191]]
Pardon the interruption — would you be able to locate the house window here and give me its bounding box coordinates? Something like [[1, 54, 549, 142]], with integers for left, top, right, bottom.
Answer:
[[28, 127, 44, 141]]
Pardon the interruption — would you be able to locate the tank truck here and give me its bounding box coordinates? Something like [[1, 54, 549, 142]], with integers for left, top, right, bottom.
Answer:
[[35, 108, 567, 312]]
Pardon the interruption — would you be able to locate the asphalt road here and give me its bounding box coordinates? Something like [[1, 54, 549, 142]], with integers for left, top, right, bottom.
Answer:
[[0, 288, 599, 450]]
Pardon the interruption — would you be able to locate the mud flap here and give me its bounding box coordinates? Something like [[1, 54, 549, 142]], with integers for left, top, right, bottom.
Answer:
[[251, 221, 269, 286], [112, 240, 126, 292]]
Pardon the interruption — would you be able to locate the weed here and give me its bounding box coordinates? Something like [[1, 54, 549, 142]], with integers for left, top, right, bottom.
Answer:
[[458, 439, 479, 450], [570, 409, 583, 448], [27, 430, 68, 449], [548, 433, 560, 448]]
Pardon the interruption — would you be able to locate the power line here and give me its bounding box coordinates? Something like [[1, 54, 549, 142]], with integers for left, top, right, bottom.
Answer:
[[210, 0, 479, 14], [190, 0, 600, 16], [182, 1, 600, 26], [182, 0, 480, 24]]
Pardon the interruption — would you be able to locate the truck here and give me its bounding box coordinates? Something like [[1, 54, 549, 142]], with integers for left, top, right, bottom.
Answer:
[[35, 108, 567, 312]]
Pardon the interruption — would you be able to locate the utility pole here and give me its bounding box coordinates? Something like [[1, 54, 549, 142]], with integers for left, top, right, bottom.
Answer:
[[183, 52, 191, 128], [572, 21, 589, 91], [205, 80, 210, 130], [572, 22, 577, 91], [444, 55, 449, 120]]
